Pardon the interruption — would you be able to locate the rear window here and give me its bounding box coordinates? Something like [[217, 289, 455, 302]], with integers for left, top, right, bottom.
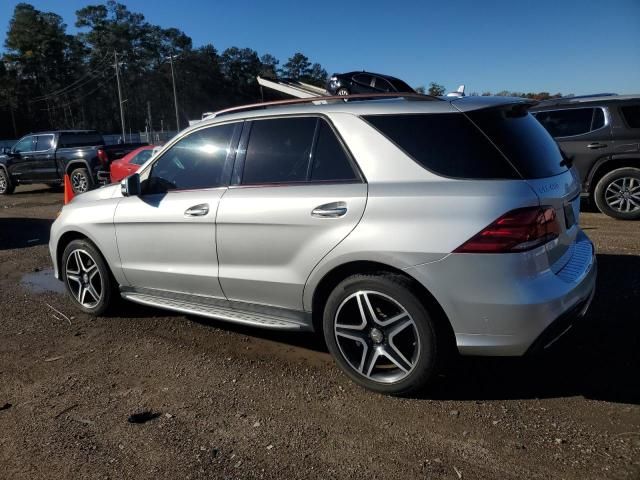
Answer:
[[468, 107, 567, 179], [621, 105, 640, 128], [363, 113, 519, 179], [58, 132, 103, 148]]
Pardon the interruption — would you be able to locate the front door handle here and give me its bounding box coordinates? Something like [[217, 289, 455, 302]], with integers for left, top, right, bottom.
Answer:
[[587, 142, 607, 149], [311, 202, 347, 218], [185, 203, 209, 217]]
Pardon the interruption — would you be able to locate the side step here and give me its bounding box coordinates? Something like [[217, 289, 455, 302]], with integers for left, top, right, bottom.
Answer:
[[120, 290, 311, 331]]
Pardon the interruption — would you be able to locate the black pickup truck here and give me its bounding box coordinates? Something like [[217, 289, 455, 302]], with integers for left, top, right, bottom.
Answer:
[[0, 130, 146, 195]]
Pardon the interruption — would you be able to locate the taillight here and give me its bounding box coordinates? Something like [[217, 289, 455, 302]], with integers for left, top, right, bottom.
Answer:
[[454, 206, 560, 254], [97, 148, 109, 166]]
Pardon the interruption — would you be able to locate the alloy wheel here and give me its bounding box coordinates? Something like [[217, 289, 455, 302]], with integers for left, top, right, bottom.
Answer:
[[605, 177, 640, 213], [71, 170, 89, 193], [65, 249, 103, 308], [334, 290, 420, 383], [0, 172, 7, 193]]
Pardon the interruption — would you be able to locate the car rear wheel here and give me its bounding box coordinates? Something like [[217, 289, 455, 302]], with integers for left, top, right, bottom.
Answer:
[[62, 239, 113, 315], [594, 167, 640, 220], [0, 169, 15, 195], [323, 273, 440, 395], [70, 167, 92, 194]]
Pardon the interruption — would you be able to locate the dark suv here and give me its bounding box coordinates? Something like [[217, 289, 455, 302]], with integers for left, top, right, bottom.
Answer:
[[326, 71, 415, 96], [530, 95, 640, 220]]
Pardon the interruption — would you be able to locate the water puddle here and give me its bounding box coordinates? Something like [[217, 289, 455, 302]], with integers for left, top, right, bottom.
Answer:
[[21, 268, 66, 295]]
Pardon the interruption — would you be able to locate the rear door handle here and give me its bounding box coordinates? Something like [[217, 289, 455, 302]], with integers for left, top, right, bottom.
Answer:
[[587, 142, 607, 149], [185, 203, 209, 217], [311, 202, 347, 218]]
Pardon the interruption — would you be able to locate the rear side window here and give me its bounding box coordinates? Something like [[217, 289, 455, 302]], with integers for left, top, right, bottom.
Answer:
[[58, 132, 103, 148], [468, 107, 567, 179], [533, 108, 603, 137], [243, 117, 316, 184], [242, 117, 358, 185], [35, 134, 54, 151], [363, 113, 519, 179], [311, 121, 358, 181], [621, 105, 640, 128], [145, 123, 236, 194]]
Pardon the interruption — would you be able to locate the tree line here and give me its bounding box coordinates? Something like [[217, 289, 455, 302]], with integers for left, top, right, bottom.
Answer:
[[0, 2, 329, 138], [0, 2, 569, 139]]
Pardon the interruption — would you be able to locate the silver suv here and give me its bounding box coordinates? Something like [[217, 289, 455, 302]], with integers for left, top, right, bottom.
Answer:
[[49, 94, 597, 395]]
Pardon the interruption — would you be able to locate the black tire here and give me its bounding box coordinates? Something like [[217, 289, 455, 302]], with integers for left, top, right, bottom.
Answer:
[[594, 167, 640, 220], [61, 239, 114, 315], [0, 169, 15, 195], [323, 273, 440, 395], [336, 87, 350, 96], [69, 167, 92, 194]]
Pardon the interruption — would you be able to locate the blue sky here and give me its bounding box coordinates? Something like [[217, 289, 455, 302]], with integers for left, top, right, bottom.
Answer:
[[1, 0, 639, 95]]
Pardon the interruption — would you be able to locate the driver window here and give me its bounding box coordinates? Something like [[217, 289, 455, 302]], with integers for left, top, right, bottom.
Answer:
[[13, 136, 34, 153], [144, 123, 237, 194]]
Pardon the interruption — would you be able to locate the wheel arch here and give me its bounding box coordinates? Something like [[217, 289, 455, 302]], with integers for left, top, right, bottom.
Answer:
[[56, 230, 117, 285], [65, 159, 93, 176], [587, 155, 640, 195], [309, 260, 456, 350]]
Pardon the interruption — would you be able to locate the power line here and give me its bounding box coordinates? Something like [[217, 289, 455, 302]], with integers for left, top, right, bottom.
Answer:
[[38, 73, 116, 111]]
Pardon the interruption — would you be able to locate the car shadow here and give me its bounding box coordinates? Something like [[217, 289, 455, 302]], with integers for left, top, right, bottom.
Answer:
[[0, 217, 53, 250], [425, 253, 640, 405]]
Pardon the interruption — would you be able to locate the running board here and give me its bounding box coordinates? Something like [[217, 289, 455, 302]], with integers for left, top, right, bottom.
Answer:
[[120, 289, 312, 331]]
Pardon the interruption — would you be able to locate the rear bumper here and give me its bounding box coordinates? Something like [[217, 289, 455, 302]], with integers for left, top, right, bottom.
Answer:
[[405, 230, 597, 356]]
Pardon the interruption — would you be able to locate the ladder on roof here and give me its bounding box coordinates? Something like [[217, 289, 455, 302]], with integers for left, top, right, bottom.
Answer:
[[257, 76, 329, 98]]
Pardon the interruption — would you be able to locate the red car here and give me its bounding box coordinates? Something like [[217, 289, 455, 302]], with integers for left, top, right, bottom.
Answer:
[[110, 145, 155, 182]]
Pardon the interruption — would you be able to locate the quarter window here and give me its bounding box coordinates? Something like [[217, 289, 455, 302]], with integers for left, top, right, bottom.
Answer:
[[145, 123, 236, 194], [363, 113, 519, 179], [621, 105, 640, 128], [533, 108, 604, 137]]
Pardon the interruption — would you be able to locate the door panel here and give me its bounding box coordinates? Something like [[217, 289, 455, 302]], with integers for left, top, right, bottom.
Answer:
[[114, 189, 226, 297], [216, 183, 367, 310]]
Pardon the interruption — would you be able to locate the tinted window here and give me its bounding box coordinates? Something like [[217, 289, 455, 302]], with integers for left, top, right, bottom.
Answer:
[[12, 136, 33, 153], [592, 108, 605, 130], [242, 117, 316, 184], [533, 108, 595, 137], [146, 123, 236, 194], [353, 74, 373, 86], [389, 79, 414, 92], [58, 132, 104, 148], [35, 134, 54, 151], [374, 77, 393, 92], [468, 107, 567, 179], [311, 121, 357, 182], [621, 105, 640, 128], [130, 149, 153, 166], [363, 113, 518, 179]]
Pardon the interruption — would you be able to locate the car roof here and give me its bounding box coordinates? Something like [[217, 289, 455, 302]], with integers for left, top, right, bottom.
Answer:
[[191, 95, 534, 133], [27, 130, 100, 136], [531, 94, 640, 109], [339, 71, 406, 82]]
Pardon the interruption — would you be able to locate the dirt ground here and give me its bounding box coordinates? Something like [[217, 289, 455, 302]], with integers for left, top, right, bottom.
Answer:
[[0, 185, 638, 480]]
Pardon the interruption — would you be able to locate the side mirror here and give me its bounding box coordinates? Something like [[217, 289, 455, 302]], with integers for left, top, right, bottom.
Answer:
[[120, 173, 141, 197]]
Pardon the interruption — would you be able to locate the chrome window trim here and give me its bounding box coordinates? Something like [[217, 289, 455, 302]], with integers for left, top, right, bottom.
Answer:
[[533, 106, 610, 139]]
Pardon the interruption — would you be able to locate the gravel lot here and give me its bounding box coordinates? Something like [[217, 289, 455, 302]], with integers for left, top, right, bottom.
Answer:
[[1, 185, 638, 479]]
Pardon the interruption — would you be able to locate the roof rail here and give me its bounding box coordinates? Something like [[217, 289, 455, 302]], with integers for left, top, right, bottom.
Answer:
[[209, 92, 440, 119], [536, 93, 619, 107]]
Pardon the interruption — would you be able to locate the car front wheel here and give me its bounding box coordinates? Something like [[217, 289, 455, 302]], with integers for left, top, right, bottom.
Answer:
[[61, 239, 113, 315], [594, 167, 640, 220], [323, 273, 440, 395]]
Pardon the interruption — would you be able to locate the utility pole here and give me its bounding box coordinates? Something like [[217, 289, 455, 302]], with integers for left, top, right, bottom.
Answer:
[[114, 51, 126, 141], [167, 54, 180, 132]]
